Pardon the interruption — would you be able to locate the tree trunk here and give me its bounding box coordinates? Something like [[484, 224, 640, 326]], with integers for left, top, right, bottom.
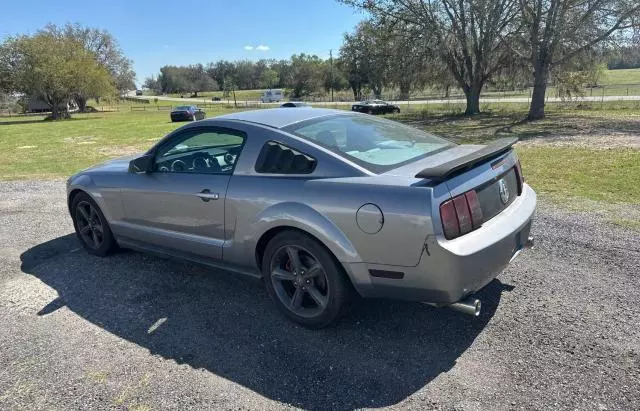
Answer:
[[372, 84, 382, 99], [50, 101, 60, 120], [528, 62, 550, 120], [399, 84, 410, 100], [350, 83, 361, 100], [76, 96, 87, 113], [463, 84, 481, 115]]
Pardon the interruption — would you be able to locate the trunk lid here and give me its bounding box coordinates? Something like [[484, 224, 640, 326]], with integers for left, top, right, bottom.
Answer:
[[386, 139, 522, 233]]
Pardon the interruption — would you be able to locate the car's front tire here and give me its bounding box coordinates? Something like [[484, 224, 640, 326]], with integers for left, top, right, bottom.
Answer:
[[262, 231, 352, 328], [71, 192, 117, 257]]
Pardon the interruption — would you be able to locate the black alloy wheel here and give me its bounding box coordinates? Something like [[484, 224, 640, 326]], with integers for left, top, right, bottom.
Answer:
[[75, 200, 104, 250], [262, 231, 353, 328], [270, 245, 330, 318], [71, 192, 117, 256]]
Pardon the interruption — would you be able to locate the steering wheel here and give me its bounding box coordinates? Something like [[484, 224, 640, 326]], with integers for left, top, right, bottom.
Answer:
[[192, 152, 211, 171], [171, 159, 187, 172]]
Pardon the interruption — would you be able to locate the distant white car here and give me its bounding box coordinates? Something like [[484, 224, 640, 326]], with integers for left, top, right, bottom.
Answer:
[[261, 89, 283, 103]]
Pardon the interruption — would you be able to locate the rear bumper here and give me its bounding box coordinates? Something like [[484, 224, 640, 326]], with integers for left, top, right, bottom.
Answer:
[[344, 183, 537, 304], [171, 113, 192, 121]]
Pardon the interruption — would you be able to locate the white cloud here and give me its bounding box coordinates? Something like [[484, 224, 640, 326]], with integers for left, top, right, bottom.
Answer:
[[256, 45, 270, 51], [243, 45, 254, 51]]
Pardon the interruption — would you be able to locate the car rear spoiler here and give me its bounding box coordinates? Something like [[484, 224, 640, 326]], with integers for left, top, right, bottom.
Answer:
[[415, 137, 518, 181]]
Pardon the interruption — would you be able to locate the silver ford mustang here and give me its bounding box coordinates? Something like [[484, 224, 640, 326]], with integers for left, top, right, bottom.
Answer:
[[67, 108, 536, 328]]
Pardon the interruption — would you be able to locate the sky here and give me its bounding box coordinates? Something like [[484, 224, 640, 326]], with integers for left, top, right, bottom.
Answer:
[[0, 0, 364, 86]]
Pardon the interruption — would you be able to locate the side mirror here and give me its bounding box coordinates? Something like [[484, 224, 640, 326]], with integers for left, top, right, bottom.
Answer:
[[129, 154, 154, 173]]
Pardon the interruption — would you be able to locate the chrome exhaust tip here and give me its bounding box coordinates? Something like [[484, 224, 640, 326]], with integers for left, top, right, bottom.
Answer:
[[449, 297, 482, 317], [424, 296, 482, 317]]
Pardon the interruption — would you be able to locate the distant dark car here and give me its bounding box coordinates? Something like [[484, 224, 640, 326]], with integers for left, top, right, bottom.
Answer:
[[212, 96, 221, 101], [280, 102, 311, 108], [170, 105, 206, 122], [135, 90, 143, 96], [351, 100, 400, 115]]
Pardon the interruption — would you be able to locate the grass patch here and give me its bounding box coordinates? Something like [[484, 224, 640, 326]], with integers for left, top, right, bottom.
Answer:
[[393, 104, 640, 208], [1, 103, 639, 215], [611, 218, 640, 229], [0, 107, 245, 179], [516, 147, 640, 204]]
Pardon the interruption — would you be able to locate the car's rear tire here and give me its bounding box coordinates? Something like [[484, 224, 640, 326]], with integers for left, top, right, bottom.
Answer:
[[71, 192, 117, 257], [262, 230, 352, 328]]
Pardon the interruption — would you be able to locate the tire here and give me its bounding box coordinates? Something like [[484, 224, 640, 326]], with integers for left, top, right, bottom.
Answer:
[[71, 192, 117, 257], [262, 230, 352, 328]]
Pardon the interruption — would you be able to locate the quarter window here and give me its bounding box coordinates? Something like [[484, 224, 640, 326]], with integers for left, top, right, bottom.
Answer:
[[255, 141, 316, 174]]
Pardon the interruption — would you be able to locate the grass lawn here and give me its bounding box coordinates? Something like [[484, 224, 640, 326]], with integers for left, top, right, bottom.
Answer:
[[390, 103, 640, 208], [1, 103, 638, 223], [0, 106, 245, 179], [517, 147, 640, 204]]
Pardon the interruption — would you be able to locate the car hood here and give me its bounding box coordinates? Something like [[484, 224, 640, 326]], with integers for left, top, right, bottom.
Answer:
[[83, 154, 140, 173]]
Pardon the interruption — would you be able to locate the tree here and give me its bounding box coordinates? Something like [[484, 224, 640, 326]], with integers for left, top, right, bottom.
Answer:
[[3, 32, 113, 119], [143, 75, 161, 93], [158, 66, 190, 94], [260, 68, 280, 88], [43, 23, 135, 111], [342, 0, 519, 114], [340, 21, 393, 99], [0, 42, 17, 93], [287, 54, 324, 97], [185, 64, 217, 96], [514, 0, 640, 119], [206, 60, 236, 89]]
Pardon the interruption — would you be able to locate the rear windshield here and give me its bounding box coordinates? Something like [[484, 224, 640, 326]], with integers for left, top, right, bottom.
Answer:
[[174, 106, 191, 110], [285, 114, 454, 173]]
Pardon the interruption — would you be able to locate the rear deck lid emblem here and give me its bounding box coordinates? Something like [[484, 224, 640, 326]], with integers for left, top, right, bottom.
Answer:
[[498, 178, 509, 204]]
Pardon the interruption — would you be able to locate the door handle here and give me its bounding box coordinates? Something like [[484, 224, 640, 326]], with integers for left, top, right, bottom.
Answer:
[[196, 189, 219, 202]]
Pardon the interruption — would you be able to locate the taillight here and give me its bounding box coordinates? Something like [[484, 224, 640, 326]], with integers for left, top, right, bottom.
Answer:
[[439, 199, 459, 239], [514, 159, 524, 195], [453, 195, 472, 234], [464, 190, 483, 227], [440, 189, 484, 239]]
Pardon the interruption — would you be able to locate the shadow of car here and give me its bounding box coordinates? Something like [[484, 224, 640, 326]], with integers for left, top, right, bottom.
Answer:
[[20, 234, 512, 409]]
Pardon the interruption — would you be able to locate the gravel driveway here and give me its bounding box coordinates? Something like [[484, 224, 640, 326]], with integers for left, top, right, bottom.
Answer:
[[1, 180, 638, 410]]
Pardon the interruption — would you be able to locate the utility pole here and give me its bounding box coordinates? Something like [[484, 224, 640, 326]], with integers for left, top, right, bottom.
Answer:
[[330, 49, 334, 102]]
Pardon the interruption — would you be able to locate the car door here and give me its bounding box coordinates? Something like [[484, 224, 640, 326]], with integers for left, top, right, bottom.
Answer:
[[117, 126, 246, 261]]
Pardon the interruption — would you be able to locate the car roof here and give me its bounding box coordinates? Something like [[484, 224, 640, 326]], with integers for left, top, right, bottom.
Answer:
[[213, 107, 345, 129]]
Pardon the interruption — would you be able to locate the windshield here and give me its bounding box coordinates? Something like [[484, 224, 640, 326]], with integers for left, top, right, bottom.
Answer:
[[285, 114, 454, 173]]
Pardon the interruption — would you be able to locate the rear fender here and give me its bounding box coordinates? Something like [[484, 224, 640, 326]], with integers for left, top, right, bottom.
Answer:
[[252, 202, 363, 265]]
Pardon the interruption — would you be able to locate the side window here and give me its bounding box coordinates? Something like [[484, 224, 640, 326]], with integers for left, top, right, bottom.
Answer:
[[255, 141, 317, 174], [155, 128, 245, 174]]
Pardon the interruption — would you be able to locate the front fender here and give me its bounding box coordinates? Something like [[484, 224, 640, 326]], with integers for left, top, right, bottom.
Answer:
[[67, 174, 121, 222]]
